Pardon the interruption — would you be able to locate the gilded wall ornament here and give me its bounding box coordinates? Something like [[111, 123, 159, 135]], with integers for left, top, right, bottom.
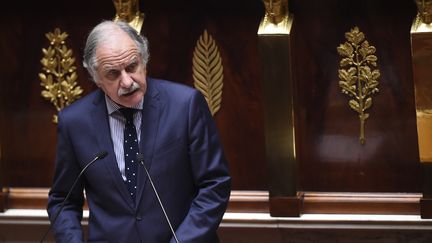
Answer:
[[112, 0, 144, 33], [39, 28, 83, 123], [259, 0, 291, 34], [262, 0, 288, 24], [337, 26, 380, 144], [415, 0, 432, 24], [413, 0, 432, 32], [192, 29, 224, 116]]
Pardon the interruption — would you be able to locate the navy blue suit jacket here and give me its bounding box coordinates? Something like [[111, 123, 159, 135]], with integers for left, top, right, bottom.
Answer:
[[47, 78, 231, 243]]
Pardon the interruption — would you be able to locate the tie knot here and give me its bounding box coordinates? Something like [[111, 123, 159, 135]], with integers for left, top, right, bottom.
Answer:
[[119, 108, 136, 123]]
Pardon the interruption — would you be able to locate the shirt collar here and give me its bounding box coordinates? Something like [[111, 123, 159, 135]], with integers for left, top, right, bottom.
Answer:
[[105, 95, 144, 115]]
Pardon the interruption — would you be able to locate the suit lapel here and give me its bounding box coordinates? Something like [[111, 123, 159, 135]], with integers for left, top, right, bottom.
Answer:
[[135, 79, 163, 206], [91, 90, 135, 208]]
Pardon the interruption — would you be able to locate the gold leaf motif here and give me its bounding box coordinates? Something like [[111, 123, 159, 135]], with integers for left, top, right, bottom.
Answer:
[[192, 29, 224, 116], [39, 28, 83, 123], [337, 26, 380, 144]]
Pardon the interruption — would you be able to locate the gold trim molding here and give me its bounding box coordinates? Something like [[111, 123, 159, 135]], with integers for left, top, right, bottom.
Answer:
[[39, 28, 83, 123], [192, 29, 224, 116], [337, 27, 380, 144]]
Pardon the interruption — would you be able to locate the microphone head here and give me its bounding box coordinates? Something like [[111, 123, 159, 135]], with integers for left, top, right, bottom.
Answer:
[[96, 151, 108, 159], [136, 153, 145, 162]]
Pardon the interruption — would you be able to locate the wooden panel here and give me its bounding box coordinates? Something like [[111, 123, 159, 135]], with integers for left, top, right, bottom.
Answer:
[[0, 1, 109, 188], [0, 0, 267, 191], [290, 0, 421, 192], [4, 188, 50, 210], [2, 209, 432, 243], [269, 196, 302, 217], [3, 187, 423, 216], [0, 189, 5, 212], [0, 0, 425, 216], [225, 191, 269, 213], [420, 164, 432, 218], [302, 192, 420, 215], [2, 188, 269, 213]]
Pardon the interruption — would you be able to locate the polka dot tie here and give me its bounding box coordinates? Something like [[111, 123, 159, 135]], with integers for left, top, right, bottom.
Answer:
[[120, 108, 139, 200]]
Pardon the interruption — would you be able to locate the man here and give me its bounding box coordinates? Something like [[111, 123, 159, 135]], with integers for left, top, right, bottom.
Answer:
[[47, 20, 231, 243]]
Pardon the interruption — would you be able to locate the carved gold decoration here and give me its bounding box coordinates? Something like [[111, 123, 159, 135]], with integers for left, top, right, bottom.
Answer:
[[192, 29, 224, 116], [39, 28, 83, 123], [415, 0, 432, 24], [263, 0, 288, 24], [337, 26, 380, 145], [113, 0, 144, 33]]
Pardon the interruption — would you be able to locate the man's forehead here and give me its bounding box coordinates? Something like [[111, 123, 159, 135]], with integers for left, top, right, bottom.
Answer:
[[96, 48, 140, 69]]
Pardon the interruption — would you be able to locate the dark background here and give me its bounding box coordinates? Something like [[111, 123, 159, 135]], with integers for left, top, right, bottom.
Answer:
[[0, 0, 421, 194]]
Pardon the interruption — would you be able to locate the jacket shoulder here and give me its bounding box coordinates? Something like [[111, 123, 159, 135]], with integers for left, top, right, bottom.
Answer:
[[148, 78, 200, 102], [58, 89, 103, 120]]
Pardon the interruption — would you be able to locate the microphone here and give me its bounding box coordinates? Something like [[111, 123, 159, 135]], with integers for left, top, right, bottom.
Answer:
[[40, 151, 108, 243], [136, 153, 180, 243]]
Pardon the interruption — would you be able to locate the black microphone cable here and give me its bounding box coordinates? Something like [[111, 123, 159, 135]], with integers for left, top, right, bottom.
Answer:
[[136, 153, 180, 243], [40, 151, 108, 243]]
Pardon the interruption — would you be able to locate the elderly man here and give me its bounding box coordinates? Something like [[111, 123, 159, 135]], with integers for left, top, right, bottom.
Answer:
[[47, 20, 231, 243]]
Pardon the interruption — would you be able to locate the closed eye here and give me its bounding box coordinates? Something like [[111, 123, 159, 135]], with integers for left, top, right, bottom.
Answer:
[[105, 69, 120, 80], [125, 62, 139, 73]]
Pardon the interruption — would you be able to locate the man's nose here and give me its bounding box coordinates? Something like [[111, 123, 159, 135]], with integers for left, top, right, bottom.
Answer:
[[119, 70, 133, 88]]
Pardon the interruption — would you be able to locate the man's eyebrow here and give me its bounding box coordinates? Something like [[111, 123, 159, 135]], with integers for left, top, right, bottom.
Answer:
[[128, 55, 140, 62], [99, 54, 140, 71], [100, 65, 120, 72], [97, 48, 140, 66]]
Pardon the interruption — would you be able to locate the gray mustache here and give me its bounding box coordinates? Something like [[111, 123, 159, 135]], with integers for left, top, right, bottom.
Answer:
[[118, 82, 140, 96]]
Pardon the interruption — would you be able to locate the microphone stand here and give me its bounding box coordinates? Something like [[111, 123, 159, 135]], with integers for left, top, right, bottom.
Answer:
[[40, 151, 108, 243], [136, 153, 180, 243]]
